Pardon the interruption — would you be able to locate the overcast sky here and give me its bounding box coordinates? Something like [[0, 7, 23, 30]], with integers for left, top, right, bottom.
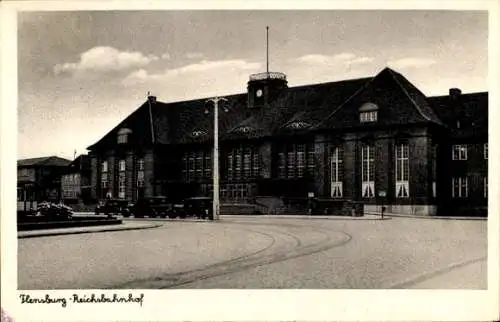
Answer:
[[17, 10, 488, 160]]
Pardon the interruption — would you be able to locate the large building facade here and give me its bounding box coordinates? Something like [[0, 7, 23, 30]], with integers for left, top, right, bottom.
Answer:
[[87, 67, 488, 216]]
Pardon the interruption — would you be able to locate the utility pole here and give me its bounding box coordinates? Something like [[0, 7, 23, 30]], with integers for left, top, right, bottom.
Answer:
[[206, 97, 227, 220], [266, 26, 269, 76]]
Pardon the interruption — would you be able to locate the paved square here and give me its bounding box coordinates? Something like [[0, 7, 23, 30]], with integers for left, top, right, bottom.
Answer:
[[18, 215, 487, 289]]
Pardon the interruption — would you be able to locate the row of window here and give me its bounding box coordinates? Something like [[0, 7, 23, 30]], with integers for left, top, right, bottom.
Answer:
[[277, 143, 315, 178], [452, 177, 488, 198], [100, 158, 145, 199], [227, 147, 260, 180], [181, 151, 212, 181], [452, 143, 488, 160], [330, 144, 410, 199]]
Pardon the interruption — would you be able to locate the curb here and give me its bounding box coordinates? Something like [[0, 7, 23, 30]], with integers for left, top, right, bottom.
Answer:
[[18, 223, 163, 239], [222, 214, 384, 220], [365, 212, 487, 221]]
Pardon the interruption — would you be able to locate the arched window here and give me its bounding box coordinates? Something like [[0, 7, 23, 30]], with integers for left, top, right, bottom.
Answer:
[[359, 103, 378, 123], [117, 128, 132, 144]]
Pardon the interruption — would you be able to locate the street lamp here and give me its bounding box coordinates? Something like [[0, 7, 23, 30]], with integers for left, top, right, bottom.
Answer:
[[205, 97, 228, 220]]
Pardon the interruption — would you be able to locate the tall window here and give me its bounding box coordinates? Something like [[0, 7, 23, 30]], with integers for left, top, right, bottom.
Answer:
[[195, 151, 203, 178], [395, 143, 409, 198], [100, 161, 108, 193], [235, 149, 242, 180], [204, 152, 212, 178], [287, 150, 295, 177], [431, 144, 437, 198], [118, 159, 126, 199], [252, 152, 260, 177], [137, 159, 145, 188], [484, 143, 488, 160], [243, 148, 251, 178], [330, 146, 343, 198], [361, 144, 375, 198], [296, 144, 306, 177], [452, 177, 468, 198], [227, 153, 234, 180], [452, 144, 468, 160], [278, 152, 286, 179]]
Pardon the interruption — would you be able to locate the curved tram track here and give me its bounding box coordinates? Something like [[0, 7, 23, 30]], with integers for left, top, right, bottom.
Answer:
[[115, 220, 352, 289]]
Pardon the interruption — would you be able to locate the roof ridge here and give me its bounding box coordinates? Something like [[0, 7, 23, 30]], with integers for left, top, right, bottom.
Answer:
[[387, 68, 433, 123], [313, 76, 376, 129]]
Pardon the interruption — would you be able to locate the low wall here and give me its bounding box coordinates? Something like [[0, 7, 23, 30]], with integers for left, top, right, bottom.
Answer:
[[283, 198, 364, 217], [364, 205, 437, 216], [18, 219, 122, 231]]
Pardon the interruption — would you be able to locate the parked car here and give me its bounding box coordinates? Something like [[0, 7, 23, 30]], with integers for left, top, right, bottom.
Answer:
[[95, 199, 130, 217], [36, 201, 73, 220], [181, 197, 213, 220], [129, 196, 172, 218]]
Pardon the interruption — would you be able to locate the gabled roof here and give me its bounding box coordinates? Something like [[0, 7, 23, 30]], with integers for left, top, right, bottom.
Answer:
[[317, 67, 444, 130], [388, 68, 444, 125], [87, 67, 486, 150], [18, 156, 71, 167]]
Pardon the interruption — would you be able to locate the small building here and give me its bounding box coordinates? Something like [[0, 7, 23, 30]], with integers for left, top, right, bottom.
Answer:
[[17, 156, 71, 210], [61, 154, 92, 204], [87, 67, 488, 216]]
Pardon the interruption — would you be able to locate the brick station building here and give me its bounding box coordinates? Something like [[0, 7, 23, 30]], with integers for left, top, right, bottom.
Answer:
[[87, 67, 488, 216]]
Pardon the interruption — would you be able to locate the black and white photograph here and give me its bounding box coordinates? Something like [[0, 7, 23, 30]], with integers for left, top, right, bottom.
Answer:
[[1, 1, 499, 321]]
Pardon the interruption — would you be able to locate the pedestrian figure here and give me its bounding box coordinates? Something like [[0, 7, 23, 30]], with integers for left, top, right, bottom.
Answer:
[[381, 206, 386, 220]]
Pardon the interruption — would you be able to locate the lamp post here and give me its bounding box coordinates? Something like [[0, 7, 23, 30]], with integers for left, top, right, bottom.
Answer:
[[206, 97, 227, 220]]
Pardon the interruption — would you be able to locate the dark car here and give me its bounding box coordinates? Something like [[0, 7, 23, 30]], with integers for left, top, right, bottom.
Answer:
[[129, 196, 172, 218], [95, 199, 130, 217], [182, 197, 213, 220]]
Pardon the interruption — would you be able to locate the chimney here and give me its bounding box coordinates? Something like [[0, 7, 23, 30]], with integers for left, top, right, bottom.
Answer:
[[148, 95, 157, 104], [449, 88, 462, 99]]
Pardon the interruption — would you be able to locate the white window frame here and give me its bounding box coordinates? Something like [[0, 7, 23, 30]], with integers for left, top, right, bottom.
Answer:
[[119, 159, 126, 172], [361, 145, 375, 198], [330, 147, 343, 198], [395, 143, 410, 198], [452, 177, 468, 198], [360, 111, 378, 123], [101, 161, 108, 173], [117, 128, 132, 144], [452, 144, 468, 160]]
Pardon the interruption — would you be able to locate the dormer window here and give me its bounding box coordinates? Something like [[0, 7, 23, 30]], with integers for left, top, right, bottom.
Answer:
[[287, 121, 311, 130], [192, 130, 207, 138], [235, 126, 254, 133], [359, 103, 379, 123], [117, 128, 132, 144]]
